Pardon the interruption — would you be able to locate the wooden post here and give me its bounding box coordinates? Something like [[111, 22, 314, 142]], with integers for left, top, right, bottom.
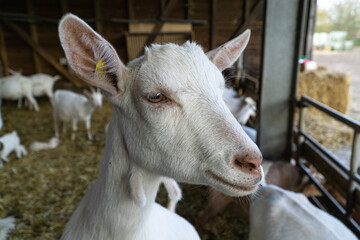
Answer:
[[60, 0, 68, 13], [210, 0, 217, 49], [127, 0, 134, 19], [0, 23, 9, 76], [94, 0, 103, 35], [4, 21, 83, 87], [231, 0, 264, 39], [27, 0, 42, 73], [143, 0, 181, 47]]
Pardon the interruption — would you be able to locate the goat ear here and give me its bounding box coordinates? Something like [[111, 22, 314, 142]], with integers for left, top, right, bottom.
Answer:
[[58, 14, 127, 95], [207, 29, 250, 71]]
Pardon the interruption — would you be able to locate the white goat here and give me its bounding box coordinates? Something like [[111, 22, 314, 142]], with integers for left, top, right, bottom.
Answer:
[[29, 137, 61, 151], [59, 14, 263, 240], [223, 88, 256, 125], [29, 73, 61, 98], [0, 216, 15, 240], [249, 184, 357, 240], [0, 73, 39, 112], [52, 88, 102, 140], [0, 131, 27, 168]]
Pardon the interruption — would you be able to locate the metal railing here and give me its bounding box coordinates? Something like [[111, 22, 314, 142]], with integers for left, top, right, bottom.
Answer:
[[296, 95, 360, 237]]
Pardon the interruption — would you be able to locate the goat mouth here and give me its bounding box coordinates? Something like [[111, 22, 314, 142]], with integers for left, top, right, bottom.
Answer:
[[205, 170, 257, 192]]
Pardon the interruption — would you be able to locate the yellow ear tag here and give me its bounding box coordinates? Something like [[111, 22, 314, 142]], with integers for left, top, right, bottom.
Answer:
[[213, 59, 217, 65], [95, 58, 106, 78]]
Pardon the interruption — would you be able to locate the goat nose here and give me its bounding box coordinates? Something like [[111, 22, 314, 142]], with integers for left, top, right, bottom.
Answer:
[[232, 153, 263, 175]]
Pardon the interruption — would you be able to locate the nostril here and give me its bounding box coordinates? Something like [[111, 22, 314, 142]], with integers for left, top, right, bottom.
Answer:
[[233, 154, 262, 174], [234, 158, 256, 170]]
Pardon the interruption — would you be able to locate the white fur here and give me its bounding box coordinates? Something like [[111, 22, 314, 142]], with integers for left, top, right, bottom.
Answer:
[[52, 89, 102, 140], [0, 73, 39, 111], [29, 137, 61, 151], [249, 184, 357, 240], [0, 131, 27, 167], [29, 73, 60, 98], [59, 14, 263, 240], [0, 217, 15, 240]]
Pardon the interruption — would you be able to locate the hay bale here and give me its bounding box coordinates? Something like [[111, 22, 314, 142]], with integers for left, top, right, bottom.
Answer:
[[297, 66, 351, 114]]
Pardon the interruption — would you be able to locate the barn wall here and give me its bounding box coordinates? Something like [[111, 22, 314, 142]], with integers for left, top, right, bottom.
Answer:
[[0, 0, 264, 83]]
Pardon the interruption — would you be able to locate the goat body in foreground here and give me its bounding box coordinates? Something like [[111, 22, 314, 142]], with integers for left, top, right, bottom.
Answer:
[[249, 184, 357, 240], [0, 74, 39, 111], [0, 131, 27, 168], [58, 14, 263, 240], [52, 89, 102, 140]]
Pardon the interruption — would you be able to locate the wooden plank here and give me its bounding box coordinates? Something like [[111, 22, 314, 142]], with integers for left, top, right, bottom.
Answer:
[[143, 0, 181, 47], [4, 21, 83, 87], [210, 0, 217, 49], [0, 23, 9, 76], [231, 0, 264, 39], [27, 0, 42, 73], [94, 0, 103, 35]]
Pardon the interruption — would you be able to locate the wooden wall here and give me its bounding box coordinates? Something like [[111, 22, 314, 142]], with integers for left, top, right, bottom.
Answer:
[[0, 0, 264, 85]]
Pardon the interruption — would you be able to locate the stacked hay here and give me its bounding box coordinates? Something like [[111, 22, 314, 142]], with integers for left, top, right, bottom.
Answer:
[[297, 66, 351, 114], [296, 67, 353, 150]]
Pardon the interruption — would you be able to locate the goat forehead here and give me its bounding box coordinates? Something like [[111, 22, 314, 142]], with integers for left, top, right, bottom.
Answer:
[[135, 43, 224, 92]]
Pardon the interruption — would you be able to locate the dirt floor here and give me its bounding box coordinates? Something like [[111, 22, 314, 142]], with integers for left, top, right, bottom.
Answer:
[[0, 95, 249, 239], [313, 47, 360, 164]]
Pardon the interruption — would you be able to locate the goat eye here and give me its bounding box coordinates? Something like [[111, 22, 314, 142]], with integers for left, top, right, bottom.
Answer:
[[147, 93, 164, 103]]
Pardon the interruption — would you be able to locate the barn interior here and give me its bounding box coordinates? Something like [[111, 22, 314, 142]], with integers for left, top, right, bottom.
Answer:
[[1, 0, 360, 239]]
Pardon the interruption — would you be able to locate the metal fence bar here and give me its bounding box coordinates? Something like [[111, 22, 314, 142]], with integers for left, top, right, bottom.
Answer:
[[301, 95, 360, 131], [299, 130, 350, 175], [346, 131, 360, 218], [297, 95, 360, 237]]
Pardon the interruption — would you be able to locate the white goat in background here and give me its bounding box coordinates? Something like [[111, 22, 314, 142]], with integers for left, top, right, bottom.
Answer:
[[0, 131, 27, 168], [29, 73, 61, 99], [29, 137, 61, 151], [0, 73, 39, 112], [249, 184, 357, 240], [223, 88, 256, 125], [52, 88, 102, 140], [58, 14, 263, 240]]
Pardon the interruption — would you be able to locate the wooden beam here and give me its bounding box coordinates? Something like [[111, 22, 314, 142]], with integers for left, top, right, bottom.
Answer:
[[4, 21, 83, 87], [60, 0, 68, 13], [0, 23, 9, 76], [94, 0, 103, 35], [231, 0, 264, 39], [143, 0, 181, 47], [210, 0, 217, 49], [27, 0, 42, 73]]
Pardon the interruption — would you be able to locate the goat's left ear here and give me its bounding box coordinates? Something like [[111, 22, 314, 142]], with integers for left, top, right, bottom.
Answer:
[[207, 29, 250, 71], [58, 13, 127, 95]]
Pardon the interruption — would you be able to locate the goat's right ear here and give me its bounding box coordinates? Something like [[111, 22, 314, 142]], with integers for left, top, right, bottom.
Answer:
[[58, 14, 127, 95]]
